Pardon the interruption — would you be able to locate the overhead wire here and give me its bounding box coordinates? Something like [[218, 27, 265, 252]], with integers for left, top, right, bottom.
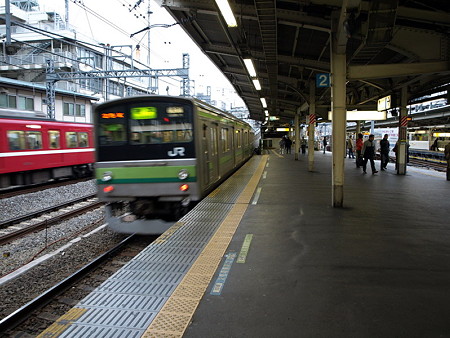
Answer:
[[5, 2, 188, 93]]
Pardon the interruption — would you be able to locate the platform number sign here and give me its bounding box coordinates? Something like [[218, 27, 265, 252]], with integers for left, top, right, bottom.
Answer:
[[316, 73, 330, 88]]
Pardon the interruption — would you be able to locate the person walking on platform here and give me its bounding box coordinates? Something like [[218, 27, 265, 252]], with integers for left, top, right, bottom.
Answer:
[[361, 134, 378, 174], [347, 135, 355, 159], [279, 137, 286, 154], [355, 133, 364, 168], [379, 134, 390, 170], [323, 136, 327, 154], [285, 136, 292, 154], [445, 142, 450, 181], [301, 137, 307, 154]]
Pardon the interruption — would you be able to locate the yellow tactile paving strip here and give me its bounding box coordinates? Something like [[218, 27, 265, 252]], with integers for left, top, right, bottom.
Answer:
[[141, 155, 268, 338], [36, 308, 88, 337]]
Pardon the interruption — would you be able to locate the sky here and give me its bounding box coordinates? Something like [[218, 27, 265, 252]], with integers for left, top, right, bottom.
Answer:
[[37, 0, 245, 109]]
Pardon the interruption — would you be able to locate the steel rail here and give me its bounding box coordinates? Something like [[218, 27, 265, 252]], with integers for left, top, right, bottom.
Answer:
[[0, 234, 136, 333], [0, 194, 97, 229], [0, 199, 103, 245]]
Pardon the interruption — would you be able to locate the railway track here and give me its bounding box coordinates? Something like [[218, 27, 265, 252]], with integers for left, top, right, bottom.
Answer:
[[0, 177, 94, 200], [409, 158, 447, 172], [0, 194, 102, 245], [0, 234, 156, 336]]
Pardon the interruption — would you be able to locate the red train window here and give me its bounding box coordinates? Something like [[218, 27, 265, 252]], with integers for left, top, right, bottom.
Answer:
[[7, 131, 42, 150], [49, 130, 60, 149]]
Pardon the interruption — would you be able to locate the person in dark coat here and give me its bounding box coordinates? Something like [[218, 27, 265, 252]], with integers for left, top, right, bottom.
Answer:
[[355, 133, 364, 168], [379, 134, 390, 170], [284, 136, 292, 154], [361, 134, 378, 175], [445, 142, 450, 181], [301, 137, 307, 154]]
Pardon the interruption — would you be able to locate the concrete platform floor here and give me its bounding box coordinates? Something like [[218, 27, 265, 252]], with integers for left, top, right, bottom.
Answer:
[[185, 151, 450, 338]]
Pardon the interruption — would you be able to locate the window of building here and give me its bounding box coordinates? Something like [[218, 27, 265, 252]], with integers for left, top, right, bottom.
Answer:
[[75, 104, 86, 117], [8, 95, 16, 108], [14, 96, 34, 110], [0, 94, 34, 110], [63, 102, 75, 116]]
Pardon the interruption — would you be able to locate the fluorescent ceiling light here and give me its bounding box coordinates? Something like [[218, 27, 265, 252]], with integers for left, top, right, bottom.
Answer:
[[328, 110, 387, 121], [215, 0, 237, 27], [264, 110, 269, 116], [260, 97, 267, 108], [252, 79, 261, 90], [243, 58, 257, 77], [434, 132, 450, 137]]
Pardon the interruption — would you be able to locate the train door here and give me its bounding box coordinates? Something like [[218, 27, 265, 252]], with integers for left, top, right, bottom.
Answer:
[[232, 126, 236, 168], [201, 122, 211, 187], [209, 123, 220, 183]]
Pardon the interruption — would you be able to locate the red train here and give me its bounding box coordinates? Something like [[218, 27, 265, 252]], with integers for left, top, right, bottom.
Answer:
[[0, 110, 94, 189]]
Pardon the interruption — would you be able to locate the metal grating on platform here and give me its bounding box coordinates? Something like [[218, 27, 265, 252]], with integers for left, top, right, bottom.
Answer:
[[39, 156, 267, 337]]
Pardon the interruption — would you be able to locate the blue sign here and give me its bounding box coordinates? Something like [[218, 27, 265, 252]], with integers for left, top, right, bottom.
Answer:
[[210, 252, 236, 295], [316, 73, 331, 87]]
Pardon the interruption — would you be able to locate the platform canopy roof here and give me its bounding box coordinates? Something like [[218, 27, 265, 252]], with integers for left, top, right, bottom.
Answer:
[[155, 0, 450, 124]]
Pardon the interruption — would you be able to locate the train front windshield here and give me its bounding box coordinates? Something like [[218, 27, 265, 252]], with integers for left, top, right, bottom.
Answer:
[[96, 101, 194, 161]]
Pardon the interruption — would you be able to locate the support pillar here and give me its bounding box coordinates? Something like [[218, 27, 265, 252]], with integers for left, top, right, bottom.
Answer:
[[308, 81, 315, 171], [397, 86, 408, 175], [331, 52, 347, 207], [294, 112, 300, 160], [355, 121, 361, 135]]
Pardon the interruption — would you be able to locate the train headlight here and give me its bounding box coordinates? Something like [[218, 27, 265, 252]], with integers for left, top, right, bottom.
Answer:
[[178, 169, 189, 180], [102, 171, 113, 182]]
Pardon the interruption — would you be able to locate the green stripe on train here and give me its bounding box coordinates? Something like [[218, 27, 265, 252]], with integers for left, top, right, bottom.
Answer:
[[97, 177, 196, 184], [96, 165, 197, 183]]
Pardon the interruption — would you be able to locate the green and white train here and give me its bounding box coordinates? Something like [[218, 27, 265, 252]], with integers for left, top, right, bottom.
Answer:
[[95, 95, 256, 234]]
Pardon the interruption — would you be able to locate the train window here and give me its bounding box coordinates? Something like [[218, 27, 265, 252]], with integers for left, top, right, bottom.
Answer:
[[221, 128, 229, 152], [7, 131, 26, 150], [129, 103, 193, 144], [25, 131, 42, 149], [211, 127, 218, 155], [49, 131, 60, 149], [66, 132, 79, 148], [98, 121, 127, 146], [78, 132, 88, 147], [236, 130, 241, 148]]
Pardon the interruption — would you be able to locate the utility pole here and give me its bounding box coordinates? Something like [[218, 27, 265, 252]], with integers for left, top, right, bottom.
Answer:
[[5, 0, 11, 45], [147, 0, 151, 68], [65, 0, 69, 28]]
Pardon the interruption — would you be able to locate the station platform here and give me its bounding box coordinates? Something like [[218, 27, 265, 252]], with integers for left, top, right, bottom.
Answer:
[[39, 151, 450, 337]]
